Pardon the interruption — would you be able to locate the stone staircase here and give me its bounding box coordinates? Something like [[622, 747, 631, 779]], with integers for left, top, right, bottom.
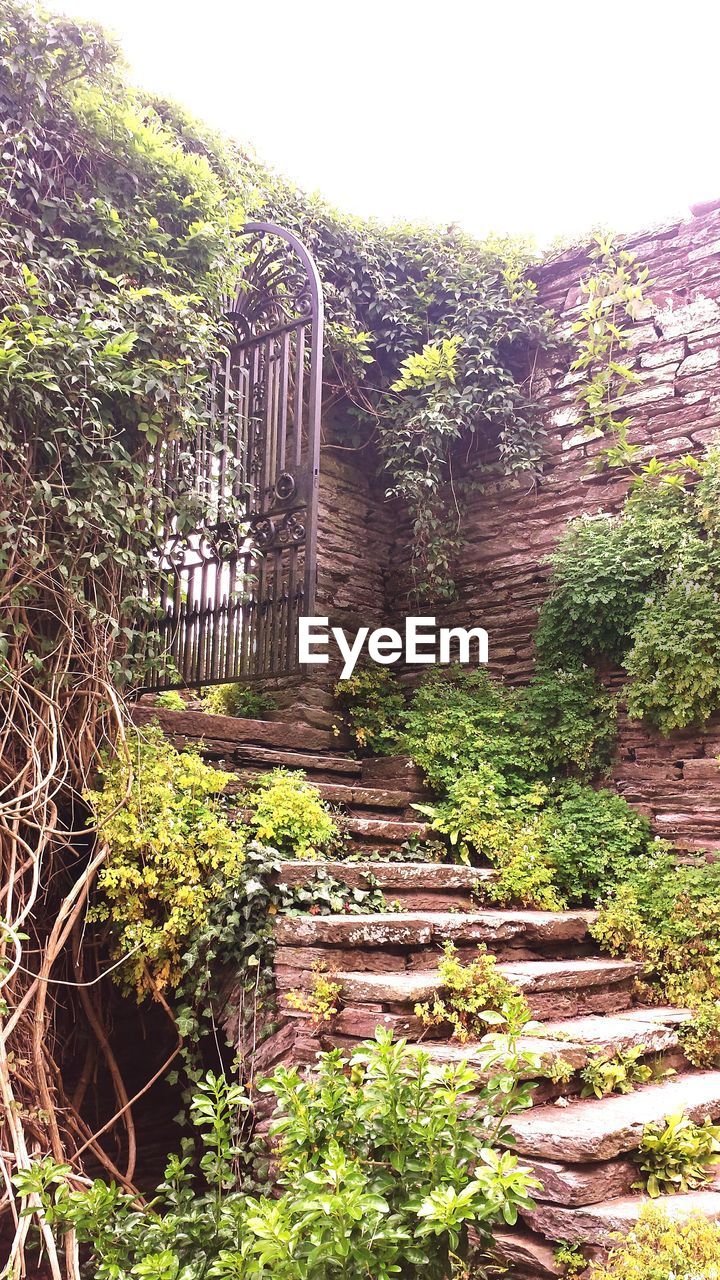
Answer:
[[133, 706, 720, 1275], [132, 704, 429, 854]]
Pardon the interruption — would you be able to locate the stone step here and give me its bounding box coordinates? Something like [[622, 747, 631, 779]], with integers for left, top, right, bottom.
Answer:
[[526, 1154, 637, 1208], [523, 1182, 720, 1248], [276, 860, 496, 911], [493, 1230, 566, 1280], [274, 908, 597, 951], [506, 1070, 720, 1162], [343, 816, 429, 845], [308, 958, 640, 1006], [240, 781, 415, 812], [132, 704, 334, 752], [279, 957, 641, 1024], [278, 860, 495, 892], [218, 746, 362, 781]]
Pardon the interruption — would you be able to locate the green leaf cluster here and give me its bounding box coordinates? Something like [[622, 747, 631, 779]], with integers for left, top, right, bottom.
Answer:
[[17, 1029, 542, 1278], [590, 1203, 720, 1280], [202, 683, 278, 720], [678, 1000, 720, 1070], [87, 725, 247, 998], [333, 666, 406, 755], [633, 1111, 720, 1198], [415, 941, 532, 1042], [394, 667, 654, 909], [536, 450, 720, 732], [590, 853, 720, 1007], [579, 1045, 654, 1099], [243, 769, 343, 860]]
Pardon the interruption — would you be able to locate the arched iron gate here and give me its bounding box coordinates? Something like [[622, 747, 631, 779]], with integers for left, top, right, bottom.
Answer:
[[145, 222, 323, 689]]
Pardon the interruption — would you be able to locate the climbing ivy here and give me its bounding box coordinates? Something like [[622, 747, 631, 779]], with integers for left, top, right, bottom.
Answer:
[[570, 232, 650, 469]]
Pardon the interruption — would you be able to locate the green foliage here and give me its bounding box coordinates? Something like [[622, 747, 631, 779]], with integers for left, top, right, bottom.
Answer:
[[19, 1030, 541, 1278], [536, 451, 720, 732], [579, 1045, 654, 1099], [286, 964, 343, 1028], [202, 683, 278, 720], [418, 770, 565, 910], [0, 0, 247, 687], [401, 667, 533, 793], [243, 769, 343, 860], [520, 666, 617, 777], [591, 854, 720, 1006], [538, 782, 660, 906], [553, 1241, 587, 1278], [589, 1203, 720, 1280], [283, 867, 396, 916], [401, 666, 614, 793], [625, 579, 720, 733], [570, 233, 650, 469], [262, 1027, 541, 1272], [333, 666, 405, 755], [678, 1001, 720, 1069], [415, 942, 532, 1042], [156, 690, 186, 711], [633, 1111, 720, 1198], [87, 726, 246, 997], [543, 1057, 576, 1087]]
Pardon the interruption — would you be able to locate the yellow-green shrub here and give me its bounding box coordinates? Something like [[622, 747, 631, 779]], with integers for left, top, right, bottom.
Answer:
[[88, 726, 246, 998], [244, 769, 343, 860], [590, 1205, 720, 1279]]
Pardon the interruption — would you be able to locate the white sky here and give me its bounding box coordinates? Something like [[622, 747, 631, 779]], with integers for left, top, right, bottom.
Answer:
[[60, 0, 720, 246]]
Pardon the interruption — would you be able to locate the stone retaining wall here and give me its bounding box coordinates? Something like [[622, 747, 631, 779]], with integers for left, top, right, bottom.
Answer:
[[285, 202, 720, 847]]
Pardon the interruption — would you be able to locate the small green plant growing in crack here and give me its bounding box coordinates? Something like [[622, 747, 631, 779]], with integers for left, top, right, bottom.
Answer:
[[554, 1240, 587, 1277], [580, 1044, 656, 1099], [679, 1001, 720, 1070], [543, 1057, 576, 1086], [633, 1111, 720, 1197], [415, 942, 531, 1042], [286, 963, 343, 1029]]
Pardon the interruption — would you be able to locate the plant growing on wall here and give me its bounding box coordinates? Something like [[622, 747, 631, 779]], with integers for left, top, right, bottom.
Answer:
[[536, 450, 720, 732], [590, 1204, 720, 1280], [570, 232, 650, 469]]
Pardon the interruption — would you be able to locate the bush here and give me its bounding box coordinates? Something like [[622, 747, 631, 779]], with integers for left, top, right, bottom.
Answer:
[[333, 666, 405, 755], [156, 689, 186, 711], [679, 1000, 720, 1069], [539, 782, 661, 906], [401, 667, 534, 793], [520, 666, 617, 779], [590, 1204, 720, 1279], [87, 726, 246, 997], [414, 941, 532, 1041], [633, 1111, 720, 1197], [202, 682, 278, 719], [591, 855, 720, 1006], [19, 1031, 542, 1279], [244, 768, 344, 860], [418, 770, 564, 910], [536, 453, 720, 732], [625, 579, 720, 733]]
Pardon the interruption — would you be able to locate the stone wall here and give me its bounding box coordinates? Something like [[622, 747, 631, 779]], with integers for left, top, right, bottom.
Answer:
[[434, 200, 720, 851], [277, 201, 720, 848], [263, 448, 397, 730]]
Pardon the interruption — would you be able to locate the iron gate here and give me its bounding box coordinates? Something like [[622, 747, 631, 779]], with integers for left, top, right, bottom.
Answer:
[[145, 222, 323, 689]]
